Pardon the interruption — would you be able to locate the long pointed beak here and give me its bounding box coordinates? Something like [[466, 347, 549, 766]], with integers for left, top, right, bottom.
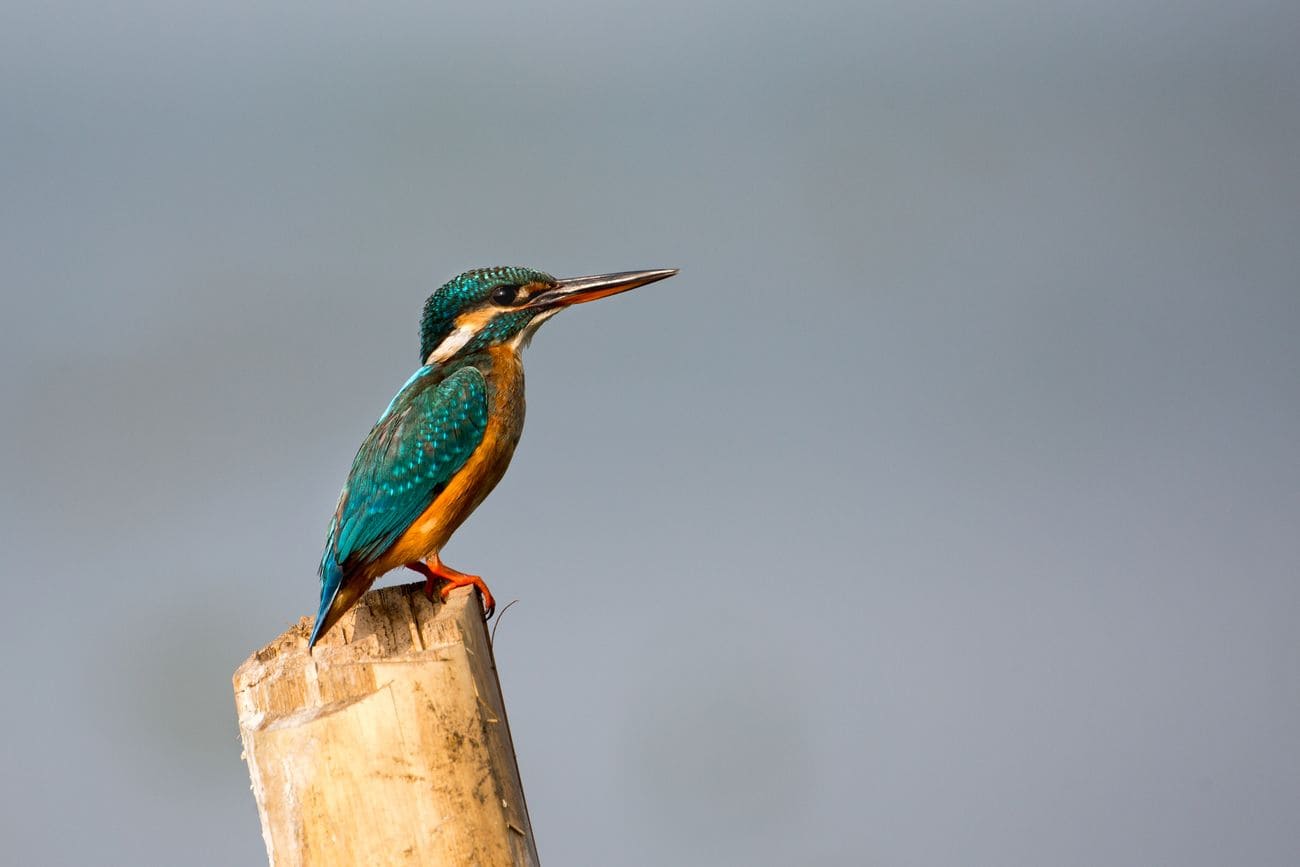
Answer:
[[529, 268, 678, 309]]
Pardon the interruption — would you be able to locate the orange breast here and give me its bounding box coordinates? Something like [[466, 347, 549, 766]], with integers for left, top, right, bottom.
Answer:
[[367, 347, 526, 576]]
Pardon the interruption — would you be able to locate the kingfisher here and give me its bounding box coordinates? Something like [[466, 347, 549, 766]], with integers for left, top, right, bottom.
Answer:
[[309, 265, 677, 647]]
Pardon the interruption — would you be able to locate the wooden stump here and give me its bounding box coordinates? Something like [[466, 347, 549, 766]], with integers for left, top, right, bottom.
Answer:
[[232, 583, 539, 866]]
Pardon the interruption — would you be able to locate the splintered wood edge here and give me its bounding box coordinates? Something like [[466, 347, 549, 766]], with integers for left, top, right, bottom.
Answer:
[[232, 583, 484, 713]]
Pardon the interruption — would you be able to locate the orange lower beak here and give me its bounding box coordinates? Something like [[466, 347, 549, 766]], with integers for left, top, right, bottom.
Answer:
[[528, 269, 678, 308]]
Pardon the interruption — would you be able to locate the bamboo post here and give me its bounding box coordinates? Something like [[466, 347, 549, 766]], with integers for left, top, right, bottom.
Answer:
[[232, 583, 539, 866]]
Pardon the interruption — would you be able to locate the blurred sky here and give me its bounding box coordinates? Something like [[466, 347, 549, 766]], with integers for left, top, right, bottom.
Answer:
[[2, 1, 1298, 865]]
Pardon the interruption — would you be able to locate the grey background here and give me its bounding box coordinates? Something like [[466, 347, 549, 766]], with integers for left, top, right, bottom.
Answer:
[[3, 2, 1298, 865]]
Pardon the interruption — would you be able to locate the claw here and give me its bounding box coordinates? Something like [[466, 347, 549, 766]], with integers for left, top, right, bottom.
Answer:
[[438, 575, 496, 619], [409, 555, 495, 620]]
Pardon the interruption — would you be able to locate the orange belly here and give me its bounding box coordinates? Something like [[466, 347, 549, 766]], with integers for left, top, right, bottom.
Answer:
[[366, 346, 526, 577]]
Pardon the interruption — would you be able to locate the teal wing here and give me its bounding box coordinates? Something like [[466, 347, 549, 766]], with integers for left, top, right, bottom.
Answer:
[[325, 365, 489, 571]]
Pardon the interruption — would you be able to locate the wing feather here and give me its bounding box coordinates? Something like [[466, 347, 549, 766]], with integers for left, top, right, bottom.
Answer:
[[322, 365, 489, 572]]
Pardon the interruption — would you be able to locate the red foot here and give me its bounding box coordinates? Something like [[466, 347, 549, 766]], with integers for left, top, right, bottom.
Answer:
[[404, 561, 440, 597], [405, 555, 495, 619]]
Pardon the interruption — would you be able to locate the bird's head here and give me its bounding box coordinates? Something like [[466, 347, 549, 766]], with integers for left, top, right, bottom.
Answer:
[[419, 266, 677, 364]]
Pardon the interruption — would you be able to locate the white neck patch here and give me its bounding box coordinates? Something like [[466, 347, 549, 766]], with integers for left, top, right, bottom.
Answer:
[[426, 325, 476, 365], [425, 308, 500, 365]]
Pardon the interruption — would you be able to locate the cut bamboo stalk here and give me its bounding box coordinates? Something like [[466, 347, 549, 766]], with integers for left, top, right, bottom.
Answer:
[[232, 583, 539, 866]]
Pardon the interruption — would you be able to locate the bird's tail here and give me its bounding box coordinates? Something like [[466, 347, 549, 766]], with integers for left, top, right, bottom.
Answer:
[[308, 555, 346, 647]]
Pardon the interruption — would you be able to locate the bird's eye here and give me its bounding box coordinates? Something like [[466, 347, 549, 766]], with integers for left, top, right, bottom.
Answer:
[[491, 285, 521, 306]]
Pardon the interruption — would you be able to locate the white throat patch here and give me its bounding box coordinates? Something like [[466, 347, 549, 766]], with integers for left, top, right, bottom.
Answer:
[[509, 308, 559, 351]]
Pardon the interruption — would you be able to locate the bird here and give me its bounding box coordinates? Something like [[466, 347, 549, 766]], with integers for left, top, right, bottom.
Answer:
[[308, 265, 678, 647]]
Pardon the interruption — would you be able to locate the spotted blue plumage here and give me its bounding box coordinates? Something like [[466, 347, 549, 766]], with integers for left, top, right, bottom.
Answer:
[[307, 264, 677, 647], [311, 365, 489, 645]]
